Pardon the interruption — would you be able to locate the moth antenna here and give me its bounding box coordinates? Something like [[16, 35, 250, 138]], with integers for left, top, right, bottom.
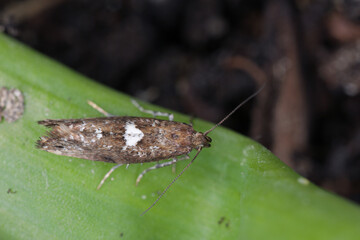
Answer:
[[141, 148, 203, 216], [204, 84, 265, 136]]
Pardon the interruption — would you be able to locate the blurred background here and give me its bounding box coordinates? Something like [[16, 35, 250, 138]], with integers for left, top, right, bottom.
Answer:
[[0, 0, 359, 203]]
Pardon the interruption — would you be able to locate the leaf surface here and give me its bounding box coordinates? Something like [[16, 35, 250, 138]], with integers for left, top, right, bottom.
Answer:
[[0, 34, 359, 240]]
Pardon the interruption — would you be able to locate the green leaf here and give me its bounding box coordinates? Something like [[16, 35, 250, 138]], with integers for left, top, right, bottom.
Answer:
[[0, 33, 359, 240]]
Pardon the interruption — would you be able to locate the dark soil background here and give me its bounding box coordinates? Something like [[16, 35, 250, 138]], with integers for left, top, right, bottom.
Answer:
[[1, 0, 359, 203]]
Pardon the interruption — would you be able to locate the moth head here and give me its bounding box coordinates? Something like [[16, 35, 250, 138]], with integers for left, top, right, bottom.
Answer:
[[192, 132, 212, 149]]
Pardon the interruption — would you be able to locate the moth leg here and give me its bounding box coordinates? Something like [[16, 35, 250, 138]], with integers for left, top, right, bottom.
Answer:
[[171, 154, 189, 173], [136, 155, 189, 186], [87, 100, 113, 117], [97, 164, 123, 190], [136, 159, 177, 186], [131, 99, 174, 121]]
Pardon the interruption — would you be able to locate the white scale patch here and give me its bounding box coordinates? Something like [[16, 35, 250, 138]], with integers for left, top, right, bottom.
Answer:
[[95, 128, 103, 139], [79, 134, 85, 142], [122, 121, 144, 150]]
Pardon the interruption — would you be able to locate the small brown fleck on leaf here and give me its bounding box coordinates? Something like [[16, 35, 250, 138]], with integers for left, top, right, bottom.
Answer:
[[218, 216, 225, 225], [0, 87, 24, 123], [7, 188, 17, 194], [225, 221, 230, 228]]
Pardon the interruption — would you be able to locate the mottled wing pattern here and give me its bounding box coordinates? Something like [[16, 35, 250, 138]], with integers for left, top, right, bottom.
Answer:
[[37, 117, 196, 164]]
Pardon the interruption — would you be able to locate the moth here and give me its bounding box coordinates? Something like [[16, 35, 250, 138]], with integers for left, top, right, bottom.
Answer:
[[37, 87, 263, 214]]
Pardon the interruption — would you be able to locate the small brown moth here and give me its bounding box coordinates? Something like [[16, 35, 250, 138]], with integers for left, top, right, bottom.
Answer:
[[37, 86, 263, 215]]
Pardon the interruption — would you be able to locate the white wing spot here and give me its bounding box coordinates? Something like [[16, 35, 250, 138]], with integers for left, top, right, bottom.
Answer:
[[122, 121, 144, 150], [79, 134, 85, 142], [95, 128, 103, 139]]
